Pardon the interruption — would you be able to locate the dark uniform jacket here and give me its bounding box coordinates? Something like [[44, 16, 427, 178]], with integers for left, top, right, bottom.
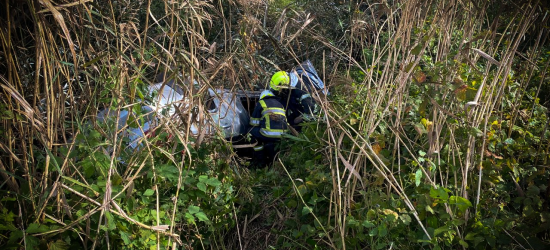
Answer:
[[278, 73, 317, 125], [249, 96, 288, 138]]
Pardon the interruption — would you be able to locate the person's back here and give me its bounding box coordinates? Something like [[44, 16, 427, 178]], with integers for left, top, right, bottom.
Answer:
[[250, 95, 288, 139], [248, 90, 288, 165]]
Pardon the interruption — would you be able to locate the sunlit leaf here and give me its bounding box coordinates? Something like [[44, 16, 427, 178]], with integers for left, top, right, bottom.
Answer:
[[195, 212, 209, 222], [205, 177, 221, 187], [143, 189, 154, 196], [415, 169, 423, 186], [434, 225, 451, 236], [399, 214, 412, 225], [426, 205, 435, 214], [504, 138, 515, 145], [120, 231, 131, 245], [450, 196, 472, 212], [188, 205, 200, 214]]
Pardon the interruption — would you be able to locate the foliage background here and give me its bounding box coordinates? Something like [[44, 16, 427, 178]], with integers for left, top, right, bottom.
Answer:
[[0, 0, 549, 249]]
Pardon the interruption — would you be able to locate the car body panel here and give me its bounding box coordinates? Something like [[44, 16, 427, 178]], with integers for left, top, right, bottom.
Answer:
[[93, 61, 322, 149]]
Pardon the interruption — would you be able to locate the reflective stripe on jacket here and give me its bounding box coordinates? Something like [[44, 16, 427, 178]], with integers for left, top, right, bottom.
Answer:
[[249, 96, 288, 138]]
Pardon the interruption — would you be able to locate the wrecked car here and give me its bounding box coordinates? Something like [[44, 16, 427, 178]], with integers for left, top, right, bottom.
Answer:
[[95, 60, 326, 150]]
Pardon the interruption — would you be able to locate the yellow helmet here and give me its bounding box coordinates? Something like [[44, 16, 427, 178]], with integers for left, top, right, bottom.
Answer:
[[269, 71, 290, 91]]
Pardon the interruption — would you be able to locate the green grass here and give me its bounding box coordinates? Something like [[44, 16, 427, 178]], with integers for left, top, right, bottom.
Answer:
[[0, 0, 549, 249]]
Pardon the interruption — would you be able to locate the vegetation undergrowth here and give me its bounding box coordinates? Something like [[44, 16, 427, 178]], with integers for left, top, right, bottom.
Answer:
[[1, 0, 549, 249]]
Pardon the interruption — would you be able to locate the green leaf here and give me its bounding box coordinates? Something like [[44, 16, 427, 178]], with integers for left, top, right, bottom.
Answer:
[[49, 240, 70, 250], [26, 236, 40, 250], [143, 189, 155, 196], [82, 52, 107, 68], [527, 185, 540, 196], [62, 176, 99, 196], [404, 62, 416, 72], [185, 213, 195, 223], [198, 175, 208, 183], [429, 186, 449, 201], [368, 227, 378, 237], [465, 232, 477, 241], [43, 146, 61, 174], [120, 231, 131, 245], [302, 207, 313, 216], [158, 164, 179, 182], [378, 224, 388, 237], [415, 169, 423, 186], [297, 184, 308, 196], [347, 217, 359, 227], [188, 205, 200, 214], [205, 177, 221, 187], [0, 224, 15, 231], [434, 225, 450, 236], [83, 162, 95, 178], [195, 212, 209, 222], [425, 205, 435, 214], [60, 61, 74, 66], [282, 133, 310, 142], [8, 230, 23, 244], [362, 220, 376, 228], [419, 150, 426, 156], [504, 138, 515, 145], [459, 239, 469, 248], [376, 242, 387, 250], [137, 88, 145, 100], [399, 214, 412, 225], [26, 223, 49, 234], [197, 182, 207, 192], [1, 110, 14, 119], [411, 44, 423, 55], [451, 219, 465, 226], [471, 127, 483, 137], [105, 211, 116, 230], [367, 209, 376, 220], [422, 34, 431, 42], [450, 196, 472, 212], [286, 199, 297, 208]]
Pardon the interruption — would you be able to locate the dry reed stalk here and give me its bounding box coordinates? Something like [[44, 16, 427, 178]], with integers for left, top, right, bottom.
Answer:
[[293, 0, 550, 246], [1, 0, 548, 248], [0, 0, 232, 248]]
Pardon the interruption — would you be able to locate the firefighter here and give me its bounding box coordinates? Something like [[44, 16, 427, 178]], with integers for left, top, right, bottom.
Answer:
[[269, 70, 318, 129], [248, 90, 289, 165]]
